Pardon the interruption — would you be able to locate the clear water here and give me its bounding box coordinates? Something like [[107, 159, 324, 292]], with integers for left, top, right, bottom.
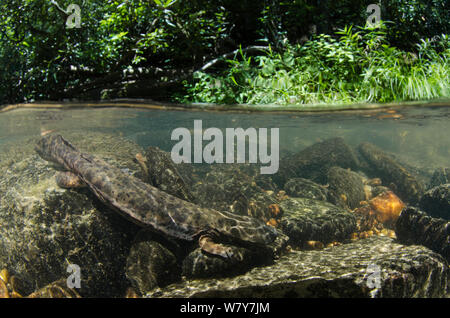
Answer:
[[0, 104, 449, 298], [1, 106, 449, 171]]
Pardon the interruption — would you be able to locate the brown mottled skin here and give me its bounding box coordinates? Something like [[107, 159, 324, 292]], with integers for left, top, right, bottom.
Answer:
[[35, 134, 279, 259]]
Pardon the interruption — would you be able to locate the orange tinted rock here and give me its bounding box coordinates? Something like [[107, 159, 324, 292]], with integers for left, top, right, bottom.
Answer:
[[266, 218, 278, 227], [305, 241, 324, 250], [369, 191, 405, 224], [268, 204, 281, 217]]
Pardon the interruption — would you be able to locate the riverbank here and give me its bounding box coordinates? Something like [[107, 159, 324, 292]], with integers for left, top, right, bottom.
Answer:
[[1, 98, 450, 115]]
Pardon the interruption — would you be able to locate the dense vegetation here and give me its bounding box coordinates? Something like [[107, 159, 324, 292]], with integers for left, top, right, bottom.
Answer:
[[181, 25, 449, 105], [0, 0, 448, 106]]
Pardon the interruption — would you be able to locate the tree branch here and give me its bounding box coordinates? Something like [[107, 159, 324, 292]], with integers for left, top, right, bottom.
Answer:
[[197, 46, 270, 72], [62, 45, 271, 98], [50, 0, 69, 16]]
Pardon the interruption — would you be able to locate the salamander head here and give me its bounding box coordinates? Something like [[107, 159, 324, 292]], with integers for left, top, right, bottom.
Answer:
[[216, 210, 280, 247]]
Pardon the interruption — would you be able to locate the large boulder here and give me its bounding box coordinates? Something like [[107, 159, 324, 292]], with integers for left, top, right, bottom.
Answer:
[[419, 184, 450, 220], [142, 146, 196, 203], [181, 245, 272, 280], [428, 168, 450, 189], [192, 165, 280, 222], [0, 132, 143, 297], [327, 166, 366, 210], [279, 197, 357, 247], [395, 206, 450, 263], [274, 137, 360, 187], [146, 236, 449, 298], [358, 142, 424, 204], [125, 230, 180, 296], [284, 178, 328, 201]]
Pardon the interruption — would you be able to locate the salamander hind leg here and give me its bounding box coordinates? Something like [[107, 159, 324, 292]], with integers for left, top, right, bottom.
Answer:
[[198, 235, 234, 259], [56, 171, 86, 189]]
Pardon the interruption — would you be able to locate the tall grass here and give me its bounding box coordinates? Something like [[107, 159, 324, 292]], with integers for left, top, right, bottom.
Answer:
[[179, 23, 449, 105]]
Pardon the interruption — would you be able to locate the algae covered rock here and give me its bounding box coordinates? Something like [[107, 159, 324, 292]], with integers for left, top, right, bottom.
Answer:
[[274, 137, 360, 187], [419, 184, 450, 220], [182, 245, 273, 280], [142, 146, 196, 202], [279, 197, 357, 247], [0, 133, 144, 297], [327, 166, 366, 210], [193, 166, 280, 222], [125, 230, 180, 296], [395, 206, 450, 263], [358, 142, 424, 204], [147, 236, 449, 298], [428, 168, 450, 189], [284, 178, 328, 201]]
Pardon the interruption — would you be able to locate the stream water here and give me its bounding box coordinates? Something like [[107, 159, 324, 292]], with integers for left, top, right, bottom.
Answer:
[[0, 103, 448, 298]]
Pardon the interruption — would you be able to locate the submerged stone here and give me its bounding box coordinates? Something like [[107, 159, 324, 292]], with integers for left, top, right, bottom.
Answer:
[[419, 184, 450, 220], [395, 206, 450, 263], [143, 146, 196, 203], [354, 191, 406, 231], [428, 168, 450, 189], [327, 166, 366, 210], [358, 142, 424, 204], [146, 236, 449, 298], [279, 197, 357, 247], [193, 166, 280, 222], [274, 137, 360, 187], [125, 230, 180, 296], [182, 245, 273, 279], [284, 178, 328, 201]]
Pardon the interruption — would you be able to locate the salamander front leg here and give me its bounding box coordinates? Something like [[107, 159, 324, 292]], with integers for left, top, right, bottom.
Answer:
[[198, 235, 234, 259]]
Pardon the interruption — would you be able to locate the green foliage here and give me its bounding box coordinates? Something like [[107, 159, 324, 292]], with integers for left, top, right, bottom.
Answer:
[[0, 0, 231, 103], [381, 0, 449, 50], [0, 0, 448, 105], [180, 23, 449, 105]]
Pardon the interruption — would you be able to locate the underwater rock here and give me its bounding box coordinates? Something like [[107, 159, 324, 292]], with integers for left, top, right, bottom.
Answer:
[[254, 174, 279, 192], [274, 137, 360, 187], [142, 146, 196, 203], [358, 142, 424, 205], [368, 191, 405, 225], [354, 191, 406, 231], [125, 230, 180, 296], [146, 236, 449, 298], [395, 206, 450, 263], [279, 197, 357, 247], [182, 245, 273, 280], [428, 168, 450, 189], [371, 185, 391, 198], [327, 166, 366, 210], [284, 178, 328, 201], [0, 133, 144, 297], [193, 166, 280, 222], [419, 184, 450, 220]]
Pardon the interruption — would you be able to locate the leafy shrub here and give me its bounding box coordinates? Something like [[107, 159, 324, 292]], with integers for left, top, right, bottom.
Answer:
[[180, 23, 449, 105]]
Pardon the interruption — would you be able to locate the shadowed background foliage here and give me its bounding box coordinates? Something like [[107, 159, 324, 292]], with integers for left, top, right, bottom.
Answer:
[[0, 0, 448, 105]]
